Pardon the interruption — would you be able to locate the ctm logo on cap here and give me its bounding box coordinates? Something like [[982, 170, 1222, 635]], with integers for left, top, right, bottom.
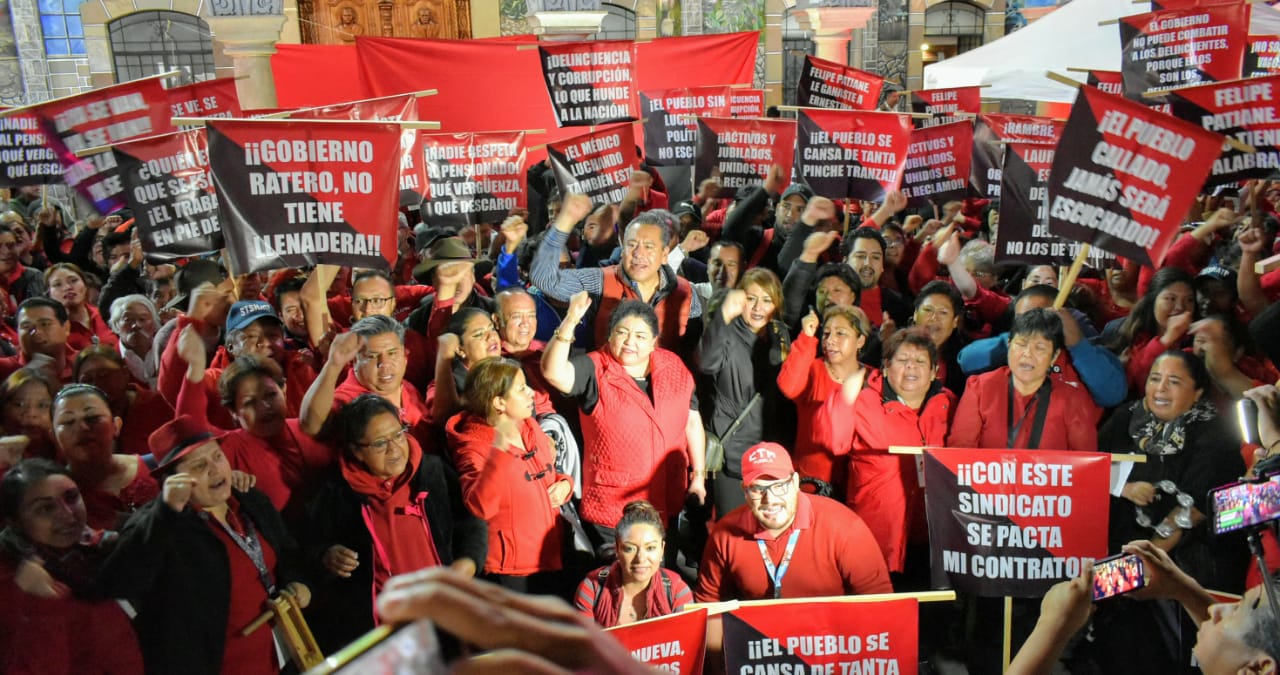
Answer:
[[747, 445, 778, 465]]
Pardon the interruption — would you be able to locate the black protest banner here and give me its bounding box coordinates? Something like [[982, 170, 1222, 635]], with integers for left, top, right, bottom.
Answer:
[[165, 78, 242, 123], [1245, 35, 1280, 77], [26, 77, 175, 214], [540, 40, 637, 127], [925, 449, 1111, 597], [969, 114, 1063, 201], [546, 123, 638, 206], [723, 599, 917, 673], [1047, 85, 1223, 267], [1085, 70, 1124, 96], [419, 131, 527, 228], [288, 93, 423, 208], [910, 86, 981, 127], [694, 117, 797, 198], [795, 109, 911, 202], [796, 55, 884, 111], [729, 88, 766, 117], [0, 112, 62, 187], [996, 142, 1111, 268], [640, 85, 731, 166], [113, 129, 221, 259], [1166, 75, 1280, 187], [902, 120, 973, 207], [207, 120, 402, 274], [1119, 4, 1249, 102]]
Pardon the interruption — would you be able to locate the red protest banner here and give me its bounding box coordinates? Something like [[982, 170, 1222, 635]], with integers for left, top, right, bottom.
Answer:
[[0, 112, 61, 187], [547, 123, 638, 206], [419, 131, 527, 228], [924, 449, 1111, 598], [640, 85, 732, 166], [795, 109, 912, 202], [694, 117, 797, 198], [26, 76, 176, 213], [540, 40, 638, 127], [1119, 3, 1249, 101], [901, 120, 973, 207], [969, 114, 1063, 201], [113, 129, 221, 260], [730, 88, 766, 118], [723, 599, 918, 674], [1047, 86, 1223, 267], [606, 608, 707, 673], [1245, 35, 1280, 77], [796, 55, 885, 111], [910, 86, 981, 127], [165, 78, 242, 121], [1165, 74, 1280, 187], [1085, 70, 1124, 96], [207, 120, 402, 274], [286, 93, 422, 206]]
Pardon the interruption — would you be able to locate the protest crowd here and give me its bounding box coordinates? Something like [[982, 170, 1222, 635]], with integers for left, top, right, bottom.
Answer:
[[1, 27, 1280, 675]]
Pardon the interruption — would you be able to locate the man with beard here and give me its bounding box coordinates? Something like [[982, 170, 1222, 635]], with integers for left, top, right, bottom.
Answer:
[[719, 165, 809, 275], [846, 227, 912, 333], [695, 442, 891, 601]]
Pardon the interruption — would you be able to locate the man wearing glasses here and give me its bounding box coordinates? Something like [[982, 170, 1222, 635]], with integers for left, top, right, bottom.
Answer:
[[694, 442, 892, 602]]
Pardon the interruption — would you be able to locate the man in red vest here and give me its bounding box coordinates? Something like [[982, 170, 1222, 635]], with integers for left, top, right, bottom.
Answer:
[[529, 193, 699, 352]]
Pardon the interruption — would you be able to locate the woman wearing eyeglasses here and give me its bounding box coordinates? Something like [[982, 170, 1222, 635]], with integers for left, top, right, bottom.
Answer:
[[302, 394, 487, 653], [445, 357, 571, 593]]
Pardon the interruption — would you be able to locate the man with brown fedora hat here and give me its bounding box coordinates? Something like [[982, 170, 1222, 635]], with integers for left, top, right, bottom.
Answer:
[[405, 236, 496, 368]]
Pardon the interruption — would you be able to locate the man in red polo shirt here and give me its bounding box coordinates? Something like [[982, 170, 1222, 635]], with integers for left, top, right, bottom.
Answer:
[[695, 442, 892, 602]]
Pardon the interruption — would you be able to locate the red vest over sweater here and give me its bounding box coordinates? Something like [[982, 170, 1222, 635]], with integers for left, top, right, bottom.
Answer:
[[594, 265, 693, 349]]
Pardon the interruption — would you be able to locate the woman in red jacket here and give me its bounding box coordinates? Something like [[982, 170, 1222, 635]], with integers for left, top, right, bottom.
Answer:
[[836, 328, 956, 575], [948, 308, 1098, 451], [777, 304, 871, 500], [0, 459, 143, 675], [72, 346, 172, 455], [446, 357, 572, 593], [1106, 267, 1197, 395]]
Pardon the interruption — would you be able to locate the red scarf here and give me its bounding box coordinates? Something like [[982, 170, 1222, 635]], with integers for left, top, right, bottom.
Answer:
[[591, 562, 677, 628], [340, 437, 441, 592]]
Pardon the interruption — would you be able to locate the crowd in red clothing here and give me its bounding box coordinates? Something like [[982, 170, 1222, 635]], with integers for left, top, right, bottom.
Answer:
[[0, 167, 1278, 675]]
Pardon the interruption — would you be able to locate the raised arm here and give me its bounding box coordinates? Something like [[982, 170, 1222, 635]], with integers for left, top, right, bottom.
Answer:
[[541, 290, 592, 394], [298, 330, 361, 437], [528, 193, 599, 302]]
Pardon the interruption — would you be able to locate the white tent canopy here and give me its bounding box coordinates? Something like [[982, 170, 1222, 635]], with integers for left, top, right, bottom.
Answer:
[[922, 0, 1148, 103]]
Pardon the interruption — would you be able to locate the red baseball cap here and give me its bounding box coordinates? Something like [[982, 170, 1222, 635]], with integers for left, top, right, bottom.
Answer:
[[741, 442, 795, 485]]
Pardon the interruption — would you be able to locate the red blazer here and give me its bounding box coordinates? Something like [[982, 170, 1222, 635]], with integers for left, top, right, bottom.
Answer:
[[446, 412, 566, 576], [946, 366, 1098, 451], [776, 333, 849, 490]]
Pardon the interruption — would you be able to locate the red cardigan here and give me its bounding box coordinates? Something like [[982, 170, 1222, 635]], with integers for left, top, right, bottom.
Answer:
[[946, 367, 1098, 451], [776, 333, 850, 490], [446, 412, 566, 576]]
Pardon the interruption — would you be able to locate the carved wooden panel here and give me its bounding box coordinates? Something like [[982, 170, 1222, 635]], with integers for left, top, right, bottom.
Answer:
[[302, 0, 472, 43]]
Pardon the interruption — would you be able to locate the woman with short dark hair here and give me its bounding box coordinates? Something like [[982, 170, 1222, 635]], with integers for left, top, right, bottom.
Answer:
[[72, 345, 172, 454], [0, 458, 143, 675], [947, 308, 1098, 450], [445, 357, 571, 593], [304, 393, 487, 653]]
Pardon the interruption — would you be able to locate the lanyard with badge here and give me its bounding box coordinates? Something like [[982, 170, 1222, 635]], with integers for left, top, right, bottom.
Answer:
[[205, 510, 276, 594], [757, 530, 801, 599]]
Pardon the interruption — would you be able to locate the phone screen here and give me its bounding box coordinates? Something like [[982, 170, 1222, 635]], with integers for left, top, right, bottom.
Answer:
[[1092, 554, 1146, 601], [1211, 476, 1280, 535], [304, 620, 447, 675]]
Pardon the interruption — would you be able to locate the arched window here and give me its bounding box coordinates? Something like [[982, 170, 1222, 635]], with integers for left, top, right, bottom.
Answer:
[[924, 1, 985, 54], [108, 11, 215, 84], [592, 3, 636, 40]]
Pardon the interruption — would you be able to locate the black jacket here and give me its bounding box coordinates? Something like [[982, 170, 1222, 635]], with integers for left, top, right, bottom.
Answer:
[[97, 488, 304, 675], [302, 453, 487, 653]]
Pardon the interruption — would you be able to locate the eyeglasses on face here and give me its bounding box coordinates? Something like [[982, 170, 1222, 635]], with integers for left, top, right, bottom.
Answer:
[[355, 425, 410, 454], [745, 476, 793, 499]]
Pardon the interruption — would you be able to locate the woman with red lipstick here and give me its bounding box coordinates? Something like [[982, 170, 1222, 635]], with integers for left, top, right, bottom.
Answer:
[[44, 263, 115, 351], [699, 267, 792, 516], [574, 500, 692, 627], [947, 308, 1098, 451]]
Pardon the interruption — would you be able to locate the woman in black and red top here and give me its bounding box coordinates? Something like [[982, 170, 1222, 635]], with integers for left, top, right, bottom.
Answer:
[[446, 357, 571, 594], [303, 394, 487, 654], [574, 500, 692, 627]]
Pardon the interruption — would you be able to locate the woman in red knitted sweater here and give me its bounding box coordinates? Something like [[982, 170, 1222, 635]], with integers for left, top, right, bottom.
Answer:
[[776, 304, 872, 500], [446, 357, 572, 593]]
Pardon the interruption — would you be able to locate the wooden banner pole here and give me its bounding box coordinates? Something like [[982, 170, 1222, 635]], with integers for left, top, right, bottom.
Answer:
[[1002, 596, 1014, 671], [1054, 243, 1090, 309]]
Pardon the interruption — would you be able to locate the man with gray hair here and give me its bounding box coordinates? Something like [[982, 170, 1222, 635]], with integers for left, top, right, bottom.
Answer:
[[108, 293, 160, 386], [299, 314, 433, 446], [530, 192, 699, 351]]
